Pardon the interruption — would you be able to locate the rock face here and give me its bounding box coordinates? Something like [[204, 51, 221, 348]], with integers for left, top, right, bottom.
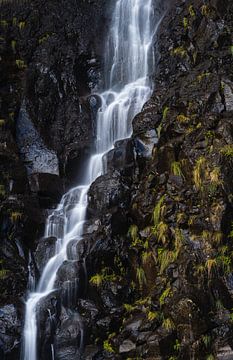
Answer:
[[1, 0, 233, 359], [0, 0, 108, 358]]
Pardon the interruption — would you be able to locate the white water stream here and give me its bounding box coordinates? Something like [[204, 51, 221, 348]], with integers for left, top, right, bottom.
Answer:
[[22, 0, 157, 358]]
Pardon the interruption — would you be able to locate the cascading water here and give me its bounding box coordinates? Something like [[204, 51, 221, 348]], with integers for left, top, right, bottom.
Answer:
[[22, 0, 158, 358]]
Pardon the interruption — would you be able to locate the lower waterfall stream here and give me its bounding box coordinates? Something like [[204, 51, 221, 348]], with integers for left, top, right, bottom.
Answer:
[[22, 0, 161, 358]]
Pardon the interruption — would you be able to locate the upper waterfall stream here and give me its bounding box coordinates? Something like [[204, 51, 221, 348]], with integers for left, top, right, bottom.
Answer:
[[22, 0, 157, 358]]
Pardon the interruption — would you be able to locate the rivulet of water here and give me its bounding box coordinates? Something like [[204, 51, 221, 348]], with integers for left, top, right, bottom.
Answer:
[[22, 0, 159, 358]]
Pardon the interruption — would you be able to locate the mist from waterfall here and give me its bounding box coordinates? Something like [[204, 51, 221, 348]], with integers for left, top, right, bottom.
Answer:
[[22, 0, 157, 358]]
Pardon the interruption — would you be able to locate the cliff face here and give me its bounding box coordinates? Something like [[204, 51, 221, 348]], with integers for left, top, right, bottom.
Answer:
[[1, 0, 233, 359], [0, 0, 108, 358]]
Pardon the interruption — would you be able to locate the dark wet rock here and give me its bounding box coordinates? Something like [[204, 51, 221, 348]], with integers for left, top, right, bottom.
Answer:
[[88, 172, 131, 217], [103, 139, 135, 175], [35, 236, 57, 272], [16, 104, 59, 176], [217, 345, 233, 360], [0, 305, 21, 357], [54, 309, 84, 360], [29, 173, 63, 206], [119, 339, 136, 354]]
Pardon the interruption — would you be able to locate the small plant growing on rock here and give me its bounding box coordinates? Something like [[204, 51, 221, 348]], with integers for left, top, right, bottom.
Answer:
[[162, 317, 175, 330], [156, 221, 168, 244], [11, 40, 16, 52], [10, 211, 22, 222], [205, 258, 217, 277], [221, 145, 233, 157], [147, 310, 159, 321], [209, 167, 222, 186], [159, 286, 172, 306], [171, 161, 183, 177], [201, 5, 210, 16], [189, 5, 196, 17], [183, 17, 188, 29], [0, 20, 8, 27], [136, 267, 147, 289], [89, 273, 103, 287], [158, 248, 178, 274], [206, 355, 215, 360], [230, 45, 233, 57], [18, 21, 26, 30], [153, 195, 165, 227], [141, 251, 155, 265], [162, 106, 169, 120], [128, 224, 138, 242], [176, 114, 190, 123], [174, 339, 181, 352], [197, 72, 210, 82], [176, 212, 185, 224], [202, 334, 211, 349], [15, 59, 26, 69], [124, 303, 136, 313], [217, 255, 231, 274], [193, 156, 206, 190], [171, 46, 187, 58], [0, 185, 6, 197], [103, 339, 114, 353], [39, 34, 50, 44], [0, 260, 8, 279]]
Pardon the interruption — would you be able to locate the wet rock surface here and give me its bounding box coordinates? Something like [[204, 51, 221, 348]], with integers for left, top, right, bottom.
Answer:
[[0, 0, 108, 357], [1, 0, 233, 359]]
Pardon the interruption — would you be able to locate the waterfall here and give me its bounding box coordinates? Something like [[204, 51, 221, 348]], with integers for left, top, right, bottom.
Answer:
[[22, 0, 158, 358]]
